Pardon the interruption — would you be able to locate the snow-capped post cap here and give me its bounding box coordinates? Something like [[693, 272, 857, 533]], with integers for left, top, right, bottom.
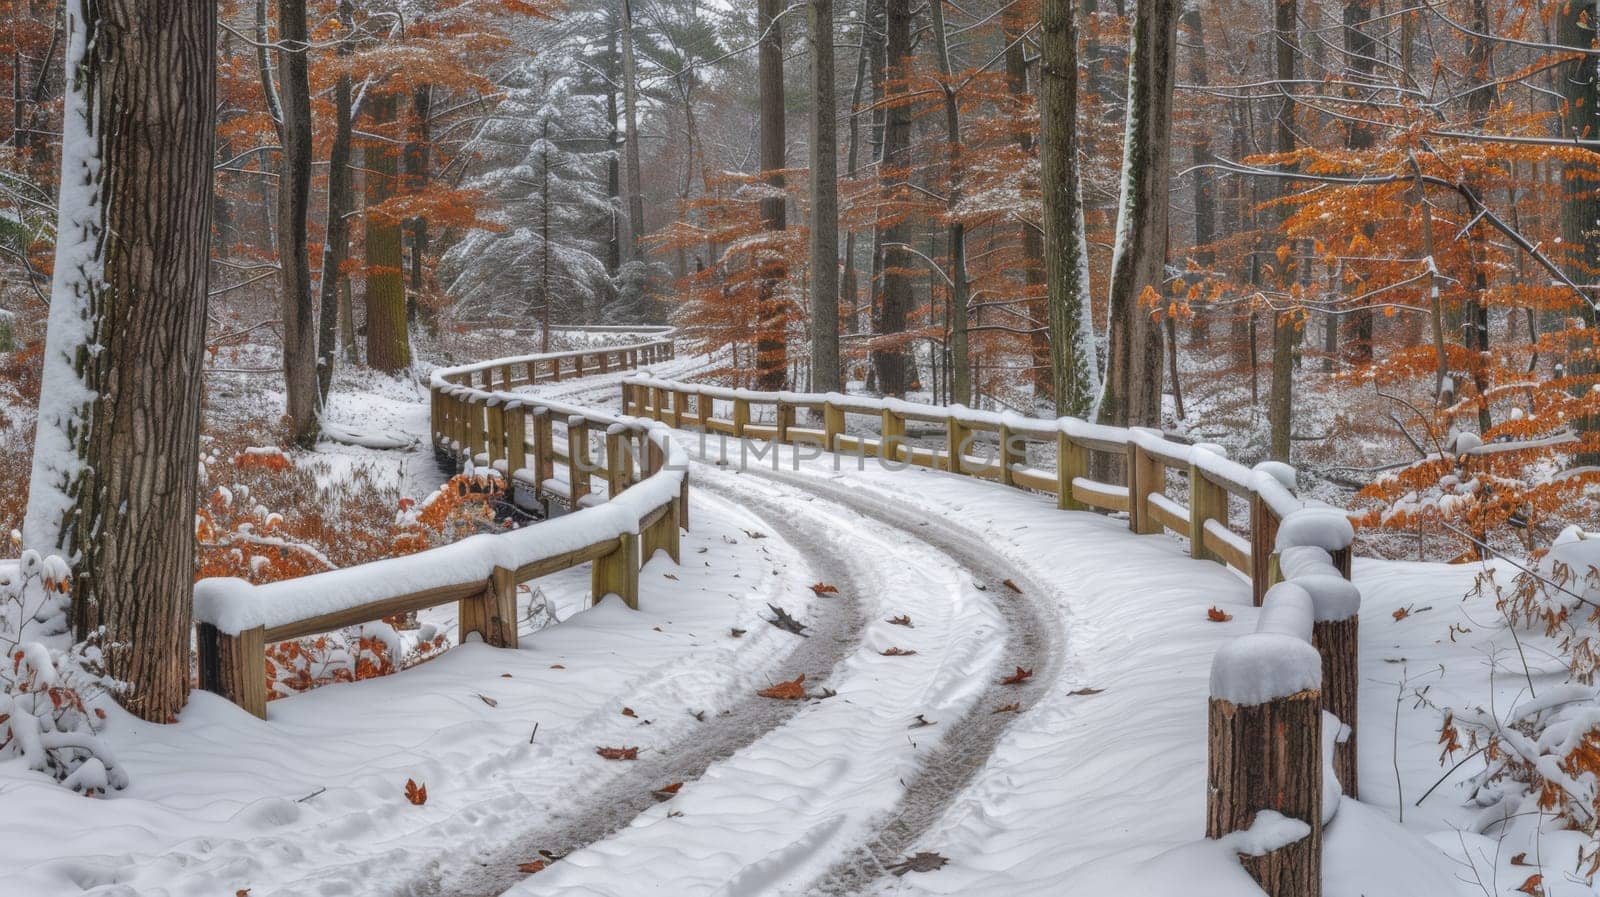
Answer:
[[1293, 574, 1361, 623], [1254, 460, 1297, 492], [1277, 545, 1334, 580], [1274, 506, 1355, 553]]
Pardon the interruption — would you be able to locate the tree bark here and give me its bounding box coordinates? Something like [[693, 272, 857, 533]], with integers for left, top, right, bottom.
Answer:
[[404, 84, 433, 331], [1096, 0, 1174, 427], [364, 92, 410, 372], [930, 0, 969, 406], [1340, 0, 1375, 364], [808, 0, 841, 393], [620, 0, 646, 262], [276, 0, 317, 446], [316, 0, 356, 401], [1266, 0, 1296, 461], [26, 0, 216, 723], [755, 0, 789, 391], [870, 0, 915, 396], [1008, 15, 1049, 392], [1559, 0, 1600, 462], [1042, 0, 1098, 417], [1183, 8, 1213, 347]]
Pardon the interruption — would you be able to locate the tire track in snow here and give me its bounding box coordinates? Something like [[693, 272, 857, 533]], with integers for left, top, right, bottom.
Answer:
[[718, 464, 1063, 896], [430, 486, 870, 897]]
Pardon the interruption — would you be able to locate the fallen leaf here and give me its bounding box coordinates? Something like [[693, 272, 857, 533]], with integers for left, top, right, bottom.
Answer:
[[730, 627, 747, 638], [743, 529, 768, 539], [622, 707, 637, 718], [993, 702, 1021, 714], [663, 573, 679, 581], [550, 664, 565, 669], [652, 626, 663, 632], [811, 582, 839, 595], [476, 693, 498, 707], [518, 860, 546, 874], [236, 891, 251, 897], [888, 851, 949, 876], [1393, 607, 1411, 621], [887, 615, 913, 627], [404, 778, 427, 806], [653, 782, 683, 801], [1002, 579, 1022, 593], [500, 673, 513, 678], [881, 647, 918, 656], [596, 746, 639, 760], [766, 604, 809, 637], [1000, 666, 1033, 685], [758, 674, 807, 700], [909, 714, 936, 728], [1511, 853, 1530, 866], [1206, 606, 1233, 623], [1516, 873, 1543, 896], [1069, 687, 1105, 696]]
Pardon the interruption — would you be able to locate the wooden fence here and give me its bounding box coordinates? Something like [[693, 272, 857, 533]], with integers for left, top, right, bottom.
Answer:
[[621, 372, 1359, 897], [193, 335, 684, 719]]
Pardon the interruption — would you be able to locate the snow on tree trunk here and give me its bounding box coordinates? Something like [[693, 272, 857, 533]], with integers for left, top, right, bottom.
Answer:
[[1041, 0, 1098, 418], [1097, 0, 1174, 429], [25, 0, 216, 723]]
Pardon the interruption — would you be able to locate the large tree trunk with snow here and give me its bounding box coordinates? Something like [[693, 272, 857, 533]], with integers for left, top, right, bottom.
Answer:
[[365, 92, 410, 373], [1266, 0, 1295, 461], [25, 0, 216, 723], [315, 0, 356, 401], [808, 0, 841, 393], [1096, 0, 1173, 428], [277, 0, 317, 446], [755, 0, 789, 391], [1041, 0, 1098, 418], [870, 0, 915, 396]]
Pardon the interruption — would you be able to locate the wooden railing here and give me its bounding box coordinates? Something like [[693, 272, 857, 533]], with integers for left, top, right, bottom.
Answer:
[[193, 334, 684, 719], [621, 375, 1353, 603], [622, 373, 1359, 897]]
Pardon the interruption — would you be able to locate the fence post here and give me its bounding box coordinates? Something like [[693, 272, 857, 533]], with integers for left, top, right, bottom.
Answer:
[[946, 416, 967, 475], [505, 404, 527, 482], [776, 401, 795, 442], [451, 390, 468, 457], [670, 389, 685, 428], [1127, 441, 1163, 535], [1250, 496, 1280, 606], [575, 355, 585, 378], [606, 428, 632, 497], [733, 398, 750, 437], [485, 398, 506, 469], [1057, 432, 1088, 510], [461, 568, 518, 649], [464, 397, 484, 466], [642, 496, 682, 564], [880, 409, 905, 461], [997, 424, 1018, 487], [824, 401, 845, 451], [197, 623, 267, 719], [592, 532, 641, 609], [531, 408, 554, 495], [500, 363, 514, 389], [599, 352, 610, 374], [1189, 464, 1230, 562], [569, 417, 592, 504], [1312, 601, 1360, 799]]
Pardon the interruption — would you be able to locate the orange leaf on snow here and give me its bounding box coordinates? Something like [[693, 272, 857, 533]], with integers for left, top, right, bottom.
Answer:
[[1516, 874, 1543, 896], [1000, 667, 1033, 685], [653, 782, 683, 801], [993, 702, 1021, 714], [758, 674, 807, 700], [1393, 607, 1411, 621], [881, 647, 918, 656], [811, 583, 839, 595], [1206, 606, 1233, 623], [404, 779, 427, 806], [1002, 579, 1022, 593], [596, 746, 639, 761], [887, 615, 913, 627], [621, 707, 637, 718], [517, 860, 546, 874]]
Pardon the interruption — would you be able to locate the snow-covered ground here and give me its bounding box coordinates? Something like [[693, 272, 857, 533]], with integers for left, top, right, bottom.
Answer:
[[0, 345, 1569, 896]]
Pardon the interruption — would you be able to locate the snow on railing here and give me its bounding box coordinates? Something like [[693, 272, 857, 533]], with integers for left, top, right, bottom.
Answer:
[[193, 337, 686, 719]]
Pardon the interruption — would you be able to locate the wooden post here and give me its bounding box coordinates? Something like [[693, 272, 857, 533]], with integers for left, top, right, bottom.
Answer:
[[505, 404, 527, 481], [485, 399, 506, 468], [575, 355, 585, 377], [460, 568, 519, 649], [946, 417, 967, 474], [532, 409, 554, 492], [1313, 614, 1360, 798], [695, 391, 712, 429], [1189, 465, 1230, 562], [1057, 432, 1088, 510], [197, 623, 267, 719], [733, 398, 750, 436], [465, 397, 484, 464], [642, 497, 682, 564], [569, 418, 592, 503], [670, 389, 685, 428], [592, 532, 641, 609], [823, 401, 845, 451], [550, 357, 562, 381], [606, 428, 632, 496], [1127, 442, 1163, 535], [598, 352, 610, 374], [776, 402, 795, 442], [500, 364, 514, 389], [452, 390, 468, 457], [1207, 689, 1323, 897], [653, 386, 669, 422], [1250, 496, 1280, 606], [997, 424, 1018, 486], [880, 409, 905, 461]]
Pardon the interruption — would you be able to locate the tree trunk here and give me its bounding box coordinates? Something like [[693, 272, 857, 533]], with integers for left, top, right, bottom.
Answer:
[[1266, 0, 1296, 461], [1042, 0, 1098, 418], [1340, 0, 1375, 364], [1559, 0, 1600, 462], [840, 0, 880, 338], [315, 0, 355, 401], [755, 0, 789, 391], [620, 0, 646, 262], [1183, 8, 1213, 347], [1008, 15, 1050, 393], [404, 84, 432, 331], [808, 0, 841, 393], [604, 21, 622, 277], [277, 0, 317, 446], [365, 93, 410, 372], [930, 0, 969, 406], [870, 0, 915, 396], [25, 0, 216, 723], [1097, 0, 1174, 427]]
